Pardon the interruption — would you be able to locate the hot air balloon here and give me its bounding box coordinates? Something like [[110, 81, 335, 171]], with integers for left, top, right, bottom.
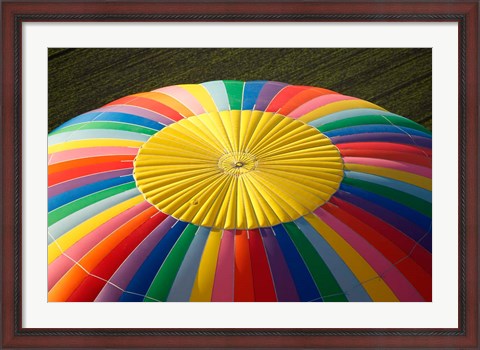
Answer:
[[48, 80, 432, 302]]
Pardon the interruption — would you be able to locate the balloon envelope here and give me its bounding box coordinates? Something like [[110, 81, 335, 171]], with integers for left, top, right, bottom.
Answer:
[[48, 80, 432, 302]]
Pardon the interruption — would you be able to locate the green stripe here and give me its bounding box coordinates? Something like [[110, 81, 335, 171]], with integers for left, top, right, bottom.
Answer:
[[283, 222, 347, 302], [144, 224, 198, 302], [49, 121, 157, 136], [318, 115, 432, 135], [223, 80, 244, 110], [342, 176, 432, 217], [47, 182, 136, 226]]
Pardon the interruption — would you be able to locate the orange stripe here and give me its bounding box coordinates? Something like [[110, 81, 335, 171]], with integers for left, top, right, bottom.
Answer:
[[48, 155, 135, 175], [48, 206, 158, 301], [106, 96, 185, 122], [136, 92, 196, 117], [277, 87, 336, 115], [234, 230, 255, 301]]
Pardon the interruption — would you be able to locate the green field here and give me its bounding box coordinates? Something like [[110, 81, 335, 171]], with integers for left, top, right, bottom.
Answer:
[[48, 48, 431, 132]]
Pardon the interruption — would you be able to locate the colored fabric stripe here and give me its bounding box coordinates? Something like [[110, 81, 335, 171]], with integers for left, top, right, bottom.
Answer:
[[272, 224, 322, 302], [66, 211, 168, 301], [294, 217, 372, 301], [304, 213, 399, 301], [51, 111, 165, 132], [190, 229, 222, 302], [48, 206, 160, 301], [48, 201, 152, 290], [119, 221, 188, 301], [242, 81, 267, 110], [211, 230, 235, 302], [95, 216, 178, 301], [283, 222, 347, 301], [234, 230, 255, 301], [143, 224, 199, 302], [320, 202, 431, 301], [167, 226, 211, 301], [248, 229, 277, 301]]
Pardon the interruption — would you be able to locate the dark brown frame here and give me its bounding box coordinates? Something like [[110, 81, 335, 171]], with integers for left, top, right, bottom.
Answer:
[[2, 1, 478, 348]]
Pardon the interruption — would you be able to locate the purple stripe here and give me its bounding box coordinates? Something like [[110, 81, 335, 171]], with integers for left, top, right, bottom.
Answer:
[[330, 133, 432, 149], [333, 191, 427, 243], [255, 82, 288, 111], [48, 169, 133, 198], [95, 216, 177, 302], [260, 227, 299, 302], [47, 201, 152, 290], [96, 105, 174, 126]]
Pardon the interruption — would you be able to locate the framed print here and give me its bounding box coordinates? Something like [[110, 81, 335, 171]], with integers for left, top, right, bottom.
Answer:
[[2, 1, 478, 348]]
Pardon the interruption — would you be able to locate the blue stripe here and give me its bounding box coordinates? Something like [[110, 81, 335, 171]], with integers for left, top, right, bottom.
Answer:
[[272, 224, 322, 302], [324, 125, 431, 138], [330, 133, 432, 148], [48, 176, 135, 211], [52, 112, 164, 132], [120, 221, 188, 302], [242, 81, 267, 110], [335, 187, 432, 252], [344, 171, 432, 202], [167, 227, 210, 301], [339, 183, 431, 231], [294, 218, 372, 302], [48, 188, 140, 244]]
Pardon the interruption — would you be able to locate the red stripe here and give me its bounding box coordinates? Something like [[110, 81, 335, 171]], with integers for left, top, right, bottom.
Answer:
[[329, 197, 432, 275], [106, 96, 184, 121], [266, 85, 309, 113], [248, 229, 277, 301], [48, 161, 133, 186], [277, 87, 337, 115], [66, 210, 167, 302], [323, 201, 432, 301], [49, 155, 135, 174], [338, 148, 432, 168], [336, 142, 432, 157], [234, 230, 255, 302]]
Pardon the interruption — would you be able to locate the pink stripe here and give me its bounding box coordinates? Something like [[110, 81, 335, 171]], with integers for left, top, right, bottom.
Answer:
[[154, 86, 205, 115], [48, 147, 138, 165], [95, 216, 177, 301], [289, 95, 356, 118], [314, 208, 424, 301], [211, 230, 235, 301], [343, 157, 432, 178], [92, 105, 175, 126], [48, 201, 152, 291]]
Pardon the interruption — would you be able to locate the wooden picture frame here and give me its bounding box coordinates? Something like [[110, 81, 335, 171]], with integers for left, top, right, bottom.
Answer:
[[2, 1, 478, 348]]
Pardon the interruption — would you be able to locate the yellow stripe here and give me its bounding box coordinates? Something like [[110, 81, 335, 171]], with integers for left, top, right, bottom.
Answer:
[[344, 163, 432, 190], [299, 100, 385, 124], [178, 84, 218, 113], [48, 195, 145, 263], [304, 213, 399, 301], [190, 229, 222, 301], [48, 139, 143, 154]]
